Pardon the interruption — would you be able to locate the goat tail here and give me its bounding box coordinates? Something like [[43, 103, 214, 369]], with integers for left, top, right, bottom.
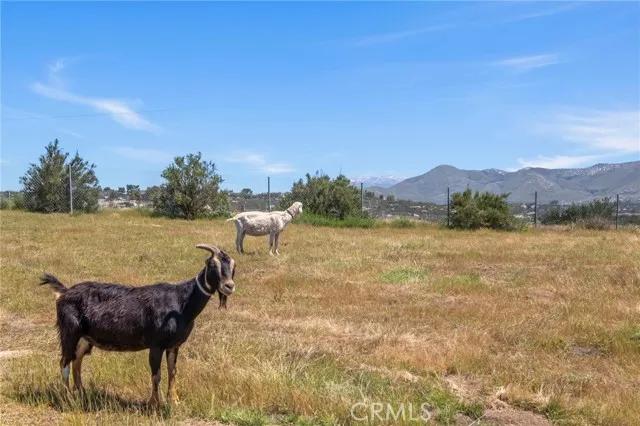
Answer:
[[40, 273, 67, 299], [225, 215, 239, 222]]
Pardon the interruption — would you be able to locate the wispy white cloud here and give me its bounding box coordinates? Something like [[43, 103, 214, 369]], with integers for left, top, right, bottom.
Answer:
[[516, 109, 639, 170], [31, 82, 159, 132], [516, 154, 602, 169], [503, 2, 582, 23], [31, 58, 160, 132], [494, 54, 560, 72], [111, 147, 174, 164], [226, 152, 295, 174], [349, 25, 451, 47], [553, 110, 640, 153]]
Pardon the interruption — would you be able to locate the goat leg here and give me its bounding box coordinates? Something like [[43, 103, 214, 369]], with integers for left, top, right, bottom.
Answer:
[[72, 338, 92, 393], [60, 360, 71, 391], [166, 347, 180, 404], [148, 347, 163, 407]]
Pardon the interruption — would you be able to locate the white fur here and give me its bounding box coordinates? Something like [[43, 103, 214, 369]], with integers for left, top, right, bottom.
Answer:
[[227, 202, 302, 255]]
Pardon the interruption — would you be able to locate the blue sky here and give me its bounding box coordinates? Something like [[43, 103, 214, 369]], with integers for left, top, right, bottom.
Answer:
[[2, 1, 639, 192]]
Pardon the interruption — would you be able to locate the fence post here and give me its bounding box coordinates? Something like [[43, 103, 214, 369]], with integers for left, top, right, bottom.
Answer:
[[616, 194, 619, 230], [267, 176, 271, 212], [69, 164, 73, 215], [446, 187, 450, 227], [533, 191, 537, 228], [360, 183, 364, 214]]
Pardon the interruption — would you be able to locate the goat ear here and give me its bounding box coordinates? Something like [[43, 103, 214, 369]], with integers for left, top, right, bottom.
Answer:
[[196, 244, 221, 257]]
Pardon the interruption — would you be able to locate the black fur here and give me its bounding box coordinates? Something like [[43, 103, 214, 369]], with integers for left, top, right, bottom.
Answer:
[[40, 248, 235, 402]]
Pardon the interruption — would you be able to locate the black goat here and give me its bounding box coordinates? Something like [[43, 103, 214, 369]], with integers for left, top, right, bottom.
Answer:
[[40, 244, 236, 406]]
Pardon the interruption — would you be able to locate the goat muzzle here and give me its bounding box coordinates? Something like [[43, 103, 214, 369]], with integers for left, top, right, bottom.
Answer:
[[220, 281, 235, 296]]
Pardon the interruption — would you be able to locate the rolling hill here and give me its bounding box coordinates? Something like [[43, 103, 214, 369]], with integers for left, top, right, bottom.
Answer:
[[364, 161, 640, 203]]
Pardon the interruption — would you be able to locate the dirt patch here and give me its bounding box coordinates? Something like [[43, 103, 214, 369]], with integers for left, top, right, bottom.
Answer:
[[481, 407, 551, 425], [445, 374, 488, 405], [444, 375, 551, 426], [571, 345, 602, 357]]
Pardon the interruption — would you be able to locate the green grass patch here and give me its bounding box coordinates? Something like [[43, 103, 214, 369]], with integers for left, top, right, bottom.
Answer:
[[432, 273, 487, 294], [381, 267, 428, 284], [295, 213, 376, 228]]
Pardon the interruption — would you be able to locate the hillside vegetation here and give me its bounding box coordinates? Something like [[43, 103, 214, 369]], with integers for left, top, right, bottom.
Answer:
[[1, 210, 639, 425]]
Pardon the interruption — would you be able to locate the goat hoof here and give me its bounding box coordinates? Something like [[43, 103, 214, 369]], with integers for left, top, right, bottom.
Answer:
[[147, 396, 161, 408]]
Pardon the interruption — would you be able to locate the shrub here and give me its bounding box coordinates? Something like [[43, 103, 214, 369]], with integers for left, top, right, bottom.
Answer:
[[388, 218, 416, 228], [449, 189, 515, 230], [295, 212, 376, 228], [0, 197, 9, 210], [541, 198, 614, 228], [153, 153, 229, 219], [279, 173, 362, 219], [578, 216, 611, 230], [0, 194, 22, 210]]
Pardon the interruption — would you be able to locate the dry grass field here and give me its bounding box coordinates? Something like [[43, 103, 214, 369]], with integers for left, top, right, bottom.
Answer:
[[0, 209, 639, 425]]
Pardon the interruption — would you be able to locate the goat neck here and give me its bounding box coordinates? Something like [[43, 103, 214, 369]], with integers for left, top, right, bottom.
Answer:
[[285, 206, 297, 218], [183, 266, 216, 319]]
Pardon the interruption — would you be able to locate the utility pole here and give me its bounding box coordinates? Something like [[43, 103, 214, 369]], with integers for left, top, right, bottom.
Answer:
[[616, 194, 619, 230], [267, 176, 271, 212], [69, 164, 73, 215], [360, 182, 364, 214], [446, 187, 450, 227], [534, 191, 537, 228]]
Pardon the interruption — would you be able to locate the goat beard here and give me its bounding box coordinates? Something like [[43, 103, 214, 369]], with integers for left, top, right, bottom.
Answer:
[[218, 293, 228, 309]]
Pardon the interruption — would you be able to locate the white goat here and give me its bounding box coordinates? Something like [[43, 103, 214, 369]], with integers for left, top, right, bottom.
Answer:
[[227, 202, 303, 255]]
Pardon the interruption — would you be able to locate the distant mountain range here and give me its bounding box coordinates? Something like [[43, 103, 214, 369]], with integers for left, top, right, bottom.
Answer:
[[357, 161, 640, 204], [349, 176, 404, 188]]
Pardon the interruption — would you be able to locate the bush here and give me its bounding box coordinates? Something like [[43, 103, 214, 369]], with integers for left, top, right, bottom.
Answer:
[[295, 212, 376, 228], [388, 217, 417, 228], [0, 193, 24, 210], [449, 189, 515, 230], [153, 153, 229, 219], [279, 173, 362, 220], [541, 198, 614, 227], [578, 216, 611, 230]]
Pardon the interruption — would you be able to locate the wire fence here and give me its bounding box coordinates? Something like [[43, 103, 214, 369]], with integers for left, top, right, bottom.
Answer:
[[4, 175, 639, 229], [359, 188, 640, 228]]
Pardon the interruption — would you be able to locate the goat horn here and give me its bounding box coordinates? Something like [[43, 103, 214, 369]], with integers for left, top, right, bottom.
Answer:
[[196, 244, 221, 256]]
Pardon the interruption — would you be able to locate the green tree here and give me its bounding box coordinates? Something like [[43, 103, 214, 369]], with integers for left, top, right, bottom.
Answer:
[[126, 184, 142, 202], [450, 189, 514, 230], [279, 173, 361, 219], [20, 139, 99, 213], [153, 153, 229, 219]]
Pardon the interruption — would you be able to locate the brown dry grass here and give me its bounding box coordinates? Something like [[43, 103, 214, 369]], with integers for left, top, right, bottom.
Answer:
[[0, 209, 639, 425]]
